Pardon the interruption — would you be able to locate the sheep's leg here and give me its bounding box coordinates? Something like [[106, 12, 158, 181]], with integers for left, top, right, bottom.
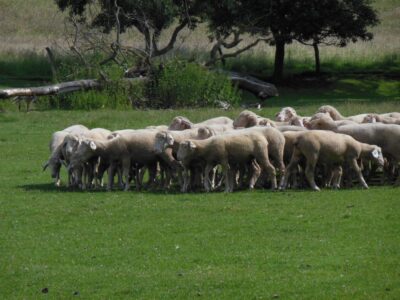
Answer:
[[304, 154, 319, 191], [249, 160, 261, 189], [181, 167, 190, 193], [204, 163, 214, 192], [107, 163, 117, 191], [331, 166, 343, 189], [349, 158, 368, 189], [122, 159, 131, 191], [280, 149, 301, 190], [221, 161, 232, 193]]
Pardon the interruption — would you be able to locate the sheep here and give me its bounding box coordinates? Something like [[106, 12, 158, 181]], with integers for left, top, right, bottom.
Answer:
[[277, 125, 308, 132], [362, 113, 400, 125], [64, 128, 112, 189], [233, 110, 276, 128], [177, 131, 277, 193], [229, 126, 285, 186], [154, 127, 212, 189], [316, 105, 368, 123], [275, 106, 310, 127], [70, 129, 162, 191], [43, 124, 89, 186], [168, 116, 233, 130], [280, 130, 384, 191], [308, 115, 400, 185], [308, 112, 357, 127]]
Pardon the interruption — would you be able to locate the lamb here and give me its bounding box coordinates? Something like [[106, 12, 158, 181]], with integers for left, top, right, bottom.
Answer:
[[308, 115, 400, 185], [64, 128, 112, 188], [280, 130, 384, 191], [362, 113, 400, 125], [69, 129, 162, 191], [316, 105, 368, 123], [275, 107, 310, 127], [43, 124, 89, 186], [309, 112, 357, 127], [177, 132, 277, 193], [233, 110, 276, 128], [168, 116, 233, 130]]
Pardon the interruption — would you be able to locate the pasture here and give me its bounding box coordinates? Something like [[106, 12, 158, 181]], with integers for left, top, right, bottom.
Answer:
[[1, 102, 399, 298]]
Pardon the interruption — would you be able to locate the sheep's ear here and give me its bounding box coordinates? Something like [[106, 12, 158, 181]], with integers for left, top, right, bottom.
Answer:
[[42, 161, 49, 171], [89, 141, 97, 150], [189, 141, 197, 149], [371, 149, 379, 158]]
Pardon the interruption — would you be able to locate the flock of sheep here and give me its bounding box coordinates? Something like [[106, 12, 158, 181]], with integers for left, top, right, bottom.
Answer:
[[43, 105, 400, 192]]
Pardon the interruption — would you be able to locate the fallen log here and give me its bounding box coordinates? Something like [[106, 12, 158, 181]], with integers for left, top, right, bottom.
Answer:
[[0, 71, 277, 101], [0, 79, 101, 99], [224, 71, 279, 99]]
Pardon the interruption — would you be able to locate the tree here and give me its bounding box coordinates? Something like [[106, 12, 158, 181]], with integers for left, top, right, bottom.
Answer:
[[294, 0, 379, 74], [55, 0, 204, 68], [205, 0, 379, 80]]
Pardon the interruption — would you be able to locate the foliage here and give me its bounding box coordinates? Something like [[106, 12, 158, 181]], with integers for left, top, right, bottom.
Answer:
[[148, 60, 240, 108], [0, 108, 399, 298], [55, 0, 204, 63], [205, 0, 379, 80]]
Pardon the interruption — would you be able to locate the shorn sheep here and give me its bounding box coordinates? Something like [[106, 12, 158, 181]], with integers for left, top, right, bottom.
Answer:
[[317, 105, 400, 124], [177, 131, 277, 193], [233, 110, 276, 128], [168, 116, 233, 130], [43, 124, 89, 186], [308, 115, 400, 185], [280, 130, 384, 191]]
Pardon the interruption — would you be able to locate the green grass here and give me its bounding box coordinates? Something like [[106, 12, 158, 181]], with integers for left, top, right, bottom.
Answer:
[[0, 107, 399, 298]]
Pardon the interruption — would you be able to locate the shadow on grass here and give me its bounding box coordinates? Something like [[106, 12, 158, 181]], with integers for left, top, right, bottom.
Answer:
[[17, 183, 186, 195]]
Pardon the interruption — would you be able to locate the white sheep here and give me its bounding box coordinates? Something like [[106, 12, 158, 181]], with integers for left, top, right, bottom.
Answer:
[[43, 124, 89, 186], [308, 115, 400, 185], [275, 107, 310, 127], [177, 131, 277, 193], [168, 116, 233, 130], [280, 130, 384, 191], [233, 110, 278, 128], [70, 129, 162, 191], [362, 113, 400, 125]]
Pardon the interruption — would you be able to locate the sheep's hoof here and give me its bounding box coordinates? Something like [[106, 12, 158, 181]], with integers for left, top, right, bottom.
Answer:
[[312, 187, 321, 192]]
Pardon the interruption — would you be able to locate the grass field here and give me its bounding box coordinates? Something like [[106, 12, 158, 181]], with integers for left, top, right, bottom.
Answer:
[[1, 105, 399, 298]]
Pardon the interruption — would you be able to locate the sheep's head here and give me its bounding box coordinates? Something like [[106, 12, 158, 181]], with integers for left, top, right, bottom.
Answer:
[[288, 116, 304, 127], [362, 114, 378, 123], [197, 126, 214, 139], [370, 146, 384, 167], [316, 105, 340, 120], [69, 139, 97, 170], [275, 107, 297, 122], [307, 115, 335, 130], [177, 141, 197, 162], [43, 156, 62, 179], [258, 117, 274, 127], [233, 110, 258, 128], [154, 131, 174, 154], [168, 116, 193, 130]]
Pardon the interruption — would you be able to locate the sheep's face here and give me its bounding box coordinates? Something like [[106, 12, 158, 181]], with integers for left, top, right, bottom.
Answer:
[[47, 158, 61, 179], [275, 107, 296, 122], [233, 111, 258, 128], [64, 135, 80, 158], [197, 127, 213, 139], [154, 132, 174, 154], [258, 118, 274, 127], [370, 147, 384, 167], [177, 141, 196, 162], [289, 116, 304, 127], [362, 114, 377, 123], [69, 139, 97, 169], [169, 116, 192, 130]]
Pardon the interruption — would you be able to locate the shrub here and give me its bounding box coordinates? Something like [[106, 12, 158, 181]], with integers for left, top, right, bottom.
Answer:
[[148, 60, 240, 108]]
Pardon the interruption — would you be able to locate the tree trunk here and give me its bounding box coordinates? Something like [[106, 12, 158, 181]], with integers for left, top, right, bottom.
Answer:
[[273, 39, 285, 81], [313, 42, 320, 74]]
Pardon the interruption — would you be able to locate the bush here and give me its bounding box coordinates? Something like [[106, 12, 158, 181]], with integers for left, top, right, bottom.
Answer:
[[148, 60, 240, 108]]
